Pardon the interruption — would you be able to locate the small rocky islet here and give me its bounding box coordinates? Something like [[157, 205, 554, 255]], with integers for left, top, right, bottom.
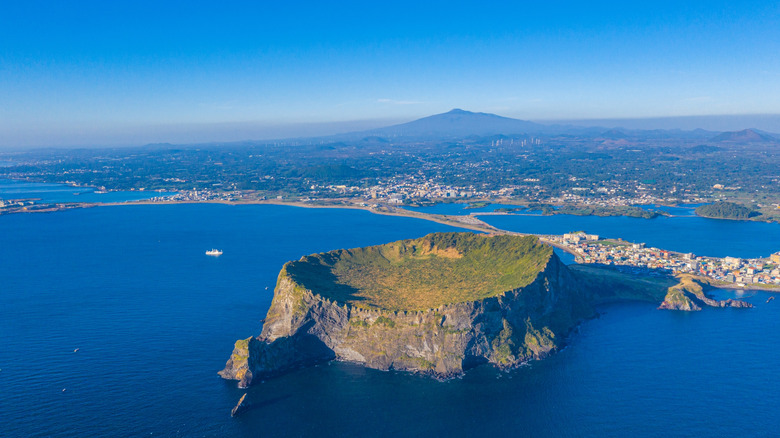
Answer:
[[220, 232, 750, 389]]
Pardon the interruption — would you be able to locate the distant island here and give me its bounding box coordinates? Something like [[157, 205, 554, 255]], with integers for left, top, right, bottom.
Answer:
[[492, 203, 666, 219], [695, 201, 761, 220], [219, 232, 750, 388]]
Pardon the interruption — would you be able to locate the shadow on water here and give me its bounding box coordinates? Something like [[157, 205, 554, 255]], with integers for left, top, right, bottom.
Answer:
[[238, 395, 292, 417], [583, 263, 677, 278]]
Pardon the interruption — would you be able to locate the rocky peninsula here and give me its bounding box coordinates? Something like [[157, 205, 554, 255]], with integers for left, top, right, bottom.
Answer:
[[658, 275, 752, 311], [220, 232, 750, 387]]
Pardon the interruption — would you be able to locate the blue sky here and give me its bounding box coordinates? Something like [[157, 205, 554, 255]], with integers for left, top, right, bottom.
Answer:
[[2, 1, 779, 146]]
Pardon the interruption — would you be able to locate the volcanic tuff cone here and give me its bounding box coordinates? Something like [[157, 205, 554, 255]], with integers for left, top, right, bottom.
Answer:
[[219, 232, 595, 386]]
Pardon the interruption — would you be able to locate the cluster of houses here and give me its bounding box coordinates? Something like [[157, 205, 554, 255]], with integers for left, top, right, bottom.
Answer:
[[550, 232, 780, 286], [315, 178, 494, 204], [150, 190, 243, 203], [364, 179, 482, 204], [310, 172, 702, 209], [548, 191, 702, 209], [0, 199, 33, 208]]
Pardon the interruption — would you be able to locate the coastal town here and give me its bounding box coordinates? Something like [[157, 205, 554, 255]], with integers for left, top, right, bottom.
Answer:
[[0, 198, 85, 215], [545, 231, 780, 288], [131, 182, 688, 215], [312, 178, 696, 209], [148, 189, 244, 203]]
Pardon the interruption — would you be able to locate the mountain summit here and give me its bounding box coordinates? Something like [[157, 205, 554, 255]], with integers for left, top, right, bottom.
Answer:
[[364, 109, 546, 138], [710, 128, 777, 143]]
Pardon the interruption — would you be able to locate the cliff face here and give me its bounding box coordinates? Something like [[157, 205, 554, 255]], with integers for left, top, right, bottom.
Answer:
[[219, 233, 754, 387], [219, 248, 594, 387]]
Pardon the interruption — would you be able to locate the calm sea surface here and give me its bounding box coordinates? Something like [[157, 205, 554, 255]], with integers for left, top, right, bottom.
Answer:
[[480, 213, 780, 259], [406, 202, 780, 258], [2, 201, 780, 437], [0, 179, 173, 203]]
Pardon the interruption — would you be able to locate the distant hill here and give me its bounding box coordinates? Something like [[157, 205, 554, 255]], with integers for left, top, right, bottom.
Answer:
[[695, 202, 760, 220], [348, 109, 723, 141], [360, 109, 547, 138], [134, 109, 774, 148], [710, 129, 777, 143], [599, 128, 630, 139]]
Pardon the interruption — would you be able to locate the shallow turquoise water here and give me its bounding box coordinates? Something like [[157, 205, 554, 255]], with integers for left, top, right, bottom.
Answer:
[[1, 204, 778, 437]]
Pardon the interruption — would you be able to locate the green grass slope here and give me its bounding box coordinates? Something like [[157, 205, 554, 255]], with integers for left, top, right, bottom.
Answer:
[[284, 232, 553, 311]]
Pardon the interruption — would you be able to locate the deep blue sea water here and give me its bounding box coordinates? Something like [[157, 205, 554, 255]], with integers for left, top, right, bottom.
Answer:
[[2, 204, 779, 437], [0, 179, 174, 203]]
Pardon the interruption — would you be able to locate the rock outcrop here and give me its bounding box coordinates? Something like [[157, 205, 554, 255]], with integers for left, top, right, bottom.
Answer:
[[658, 287, 702, 311], [658, 275, 752, 311], [230, 394, 250, 417], [220, 233, 594, 387]]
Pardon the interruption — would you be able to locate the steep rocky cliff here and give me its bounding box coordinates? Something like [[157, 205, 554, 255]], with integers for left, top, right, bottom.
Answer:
[[219, 233, 594, 387], [219, 234, 753, 387]]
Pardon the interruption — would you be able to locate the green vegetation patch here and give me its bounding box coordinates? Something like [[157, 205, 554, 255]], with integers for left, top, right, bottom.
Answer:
[[230, 337, 251, 363], [491, 319, 517, 365], [524, 320, 556, 352], [663, 288, 694, 305], [400, 355, 436, 370], [373, 316, 396, 328], [695, 201, 759, 219], [556, 205, 663, 219], [284, 232, 553, 311], [349, 318, 370, 328]]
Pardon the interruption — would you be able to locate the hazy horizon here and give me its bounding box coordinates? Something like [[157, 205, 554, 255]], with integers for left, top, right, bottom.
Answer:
[[3, 111, 780, 151], [2, 1, 779, 148]]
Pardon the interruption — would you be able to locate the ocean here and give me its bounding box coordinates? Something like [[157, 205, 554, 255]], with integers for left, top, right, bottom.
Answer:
[[0, 179, 173, 204], [406, 202, 780, 258], [2, 201, 779, 437]]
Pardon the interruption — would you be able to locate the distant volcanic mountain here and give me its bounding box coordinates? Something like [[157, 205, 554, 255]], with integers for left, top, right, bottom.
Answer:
[[598, 128, 630, 139], [710, 128, 777, 143], [362, 108, 546, 138]]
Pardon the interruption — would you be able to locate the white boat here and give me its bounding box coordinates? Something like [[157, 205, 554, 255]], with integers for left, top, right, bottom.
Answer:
[[205, 249, 223, 256]]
